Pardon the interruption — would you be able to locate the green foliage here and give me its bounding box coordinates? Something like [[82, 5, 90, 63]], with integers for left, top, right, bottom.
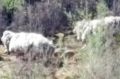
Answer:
[[77, 25, 107, 79], [0, 0, 24, 10], [64, 8, 92, 30], [87, 26, 105, 55], [64, 8, 92, 23], [96, 0, 109, 18], [76, 9, 92, 20], [114, 33, 120, 42]]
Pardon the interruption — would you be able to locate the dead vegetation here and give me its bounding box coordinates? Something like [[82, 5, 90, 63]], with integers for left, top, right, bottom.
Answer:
[[0, 0, 120, 79], [0, 34, 81, 79]]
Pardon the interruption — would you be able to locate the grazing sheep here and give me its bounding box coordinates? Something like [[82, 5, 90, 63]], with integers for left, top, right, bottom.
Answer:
[[73, 19, 101, 41], [81, 25, 92, 42], [1, 30, 55, 60], [104, 16, 116, 25], [73, 16, 120, 42], [1, 30, 15, 52], [81, 19, 102, 41], [73, 20, 87, 40]]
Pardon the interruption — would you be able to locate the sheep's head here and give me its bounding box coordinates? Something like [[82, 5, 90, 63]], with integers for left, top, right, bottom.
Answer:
[[1, 30, 15, 49]]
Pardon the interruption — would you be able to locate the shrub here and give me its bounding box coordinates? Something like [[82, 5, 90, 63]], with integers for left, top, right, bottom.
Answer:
[[96, 0, 109, 18], [78, 20, 120, 79], [0, 0, 23, 10]]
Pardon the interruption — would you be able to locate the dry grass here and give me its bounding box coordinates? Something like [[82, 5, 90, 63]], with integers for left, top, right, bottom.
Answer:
[[0, 45, 6, 55], [0, 25, 120, 79]]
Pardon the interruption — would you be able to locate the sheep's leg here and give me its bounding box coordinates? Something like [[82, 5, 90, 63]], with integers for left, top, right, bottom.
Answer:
[[3, 43, 10, 54], [81, 26, 92, 42], [76, 30, 82, 40]]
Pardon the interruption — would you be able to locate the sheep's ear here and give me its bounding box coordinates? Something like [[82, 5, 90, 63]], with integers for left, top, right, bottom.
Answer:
[[3, 30, 14, 35], [5, 34, 12, 46]]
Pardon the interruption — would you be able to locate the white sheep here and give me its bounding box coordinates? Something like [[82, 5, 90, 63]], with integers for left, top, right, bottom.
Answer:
[[73, 16, 120, 42], [104, 16, 116, 25], [73, 20, 87, 40], [1, 30, 15, 52], [73, 19, 101, 41], [1, 30, 55, 59]]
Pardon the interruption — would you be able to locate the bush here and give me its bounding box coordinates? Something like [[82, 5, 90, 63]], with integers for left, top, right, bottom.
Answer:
[[96, 0, 109, 18], [7, 0, 69, 36], [77, 21, 120, 79], [0, 0, 23, 10]]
